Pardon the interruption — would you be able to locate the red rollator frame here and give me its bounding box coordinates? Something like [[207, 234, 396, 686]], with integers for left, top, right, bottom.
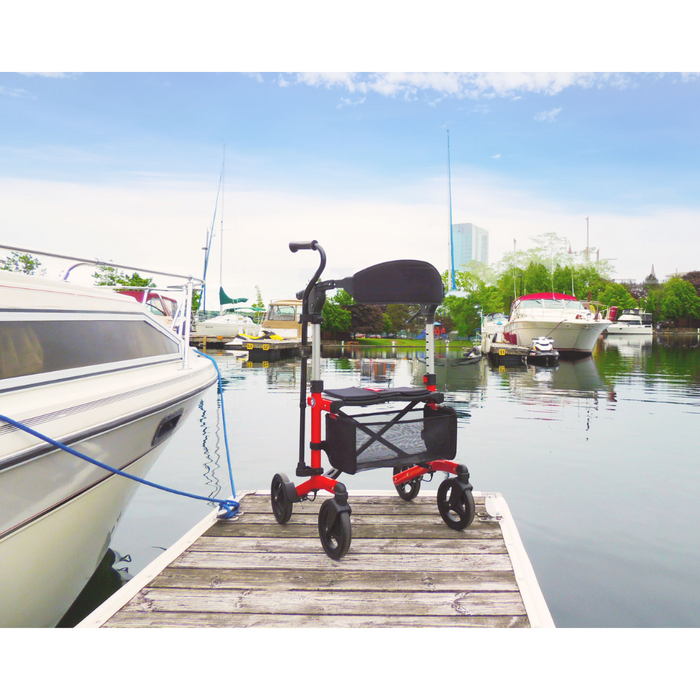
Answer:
[[270, 240, 475, 559]]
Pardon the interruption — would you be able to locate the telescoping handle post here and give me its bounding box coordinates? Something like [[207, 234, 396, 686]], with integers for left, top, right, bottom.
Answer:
[[289, 240, 327, 476]]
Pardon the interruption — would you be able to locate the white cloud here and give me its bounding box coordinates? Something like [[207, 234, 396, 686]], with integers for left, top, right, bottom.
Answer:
[[2, 172, 696, 297], [284, 72, 633, 101], [17, 72, 73, 78], [338, 96, 366, 108], [534, 107, 563, 122], [492, 154, 501, 159], [0, 86, 35, 99]]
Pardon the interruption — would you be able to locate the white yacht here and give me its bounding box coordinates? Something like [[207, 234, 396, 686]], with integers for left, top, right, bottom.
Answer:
[[480, 312, 508, 352], [195, 305, 262, 337], [605, 309, 654, 335], [0, 267, 218, 627], [503, 293, 611, 357]]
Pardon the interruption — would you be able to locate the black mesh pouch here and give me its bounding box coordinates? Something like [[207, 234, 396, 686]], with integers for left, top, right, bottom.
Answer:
[[324, 404, 457, 475]]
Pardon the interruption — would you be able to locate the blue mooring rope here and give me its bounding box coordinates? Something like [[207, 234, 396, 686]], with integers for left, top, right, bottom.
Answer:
[[0, 351, 240, 520]]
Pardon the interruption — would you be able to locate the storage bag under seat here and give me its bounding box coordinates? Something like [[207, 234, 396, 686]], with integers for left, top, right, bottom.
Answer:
[[324, 404, 457, 475]]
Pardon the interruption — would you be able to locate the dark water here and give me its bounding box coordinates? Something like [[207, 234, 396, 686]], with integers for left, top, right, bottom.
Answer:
[[74, 333, 700, 628]]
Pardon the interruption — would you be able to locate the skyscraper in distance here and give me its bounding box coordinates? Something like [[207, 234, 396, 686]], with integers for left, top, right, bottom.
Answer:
[[450, 223, 489, 268]]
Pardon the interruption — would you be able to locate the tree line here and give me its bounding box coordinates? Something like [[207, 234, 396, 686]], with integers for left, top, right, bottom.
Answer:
[[4, 237, 700, 337]]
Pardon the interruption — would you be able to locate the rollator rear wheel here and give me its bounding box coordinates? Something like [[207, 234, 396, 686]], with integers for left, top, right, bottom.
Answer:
[[437, 478, 475, 531], [271, 473, 294, 524], [393, 466, 421, 501], [318, 498, 352, 559]]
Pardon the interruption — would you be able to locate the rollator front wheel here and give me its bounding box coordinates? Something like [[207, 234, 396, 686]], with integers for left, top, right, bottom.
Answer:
[[393, 466, 421, 501], [318, 498, 352, 559], [271, 473, 294, 524], [437, 478, 475, 531]]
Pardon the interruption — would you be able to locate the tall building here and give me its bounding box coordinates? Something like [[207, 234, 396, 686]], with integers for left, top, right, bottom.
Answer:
[[450, 223, 489, 268]]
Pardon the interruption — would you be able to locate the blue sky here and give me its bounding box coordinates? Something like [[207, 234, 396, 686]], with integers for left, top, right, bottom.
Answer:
[[2, 70, 699, 305]]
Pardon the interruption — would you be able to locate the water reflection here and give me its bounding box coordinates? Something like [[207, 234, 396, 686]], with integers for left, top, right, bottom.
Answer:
[[198, 397, 223, 501], [57, 549, 132, 627], [74, 340, 700, 628]]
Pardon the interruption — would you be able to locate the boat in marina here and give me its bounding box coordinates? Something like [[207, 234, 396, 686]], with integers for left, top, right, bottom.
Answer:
[[0, 262, 218, 627], [261, 298, 305, 339], [117, 288, 179, 328], [502, 293, 611, 357], [605, 309, 654, 335], [480, 312, 508, 346], [195, 305, 262, 337]]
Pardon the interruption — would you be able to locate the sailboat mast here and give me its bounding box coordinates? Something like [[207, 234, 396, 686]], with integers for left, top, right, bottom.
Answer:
[[447, 129, 456, 291], [220, 145, 225, 312], [202, 157, 225, 313]]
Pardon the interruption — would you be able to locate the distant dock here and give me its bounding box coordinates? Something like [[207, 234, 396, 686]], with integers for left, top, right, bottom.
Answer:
[[78, 491, 553, 628], [190, 336, 301, 361]]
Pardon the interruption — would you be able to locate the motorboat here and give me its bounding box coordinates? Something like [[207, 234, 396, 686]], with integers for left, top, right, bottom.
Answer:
[[261, 299, 305, 339], [0, 264, 218, 627], [605, 309, 654, 335], [480, 312, 508, 353], [503, 293, 611, 357], [460, 346, 482, 364], [481, 312, 508, 341], [195, 305, 262, 337]]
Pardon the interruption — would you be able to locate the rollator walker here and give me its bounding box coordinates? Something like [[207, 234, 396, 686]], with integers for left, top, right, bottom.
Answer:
[[270, 241, 476, 559]]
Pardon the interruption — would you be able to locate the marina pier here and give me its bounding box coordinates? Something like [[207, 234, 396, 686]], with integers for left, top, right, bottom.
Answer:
[[78, 491, 553, 628]]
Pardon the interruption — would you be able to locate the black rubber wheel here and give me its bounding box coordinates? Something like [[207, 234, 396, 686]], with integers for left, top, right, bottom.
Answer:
[[393, 466, 421, 501], [437, 478, 475, 531], [271, 473, 293, 524], [318, 499, 352, 560]]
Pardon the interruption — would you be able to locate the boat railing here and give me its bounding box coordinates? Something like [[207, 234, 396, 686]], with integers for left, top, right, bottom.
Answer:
[[0, 244, 202, 368]]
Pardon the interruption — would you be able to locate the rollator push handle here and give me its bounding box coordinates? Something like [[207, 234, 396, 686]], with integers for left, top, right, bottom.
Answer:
[[289, 241, 318, 252]]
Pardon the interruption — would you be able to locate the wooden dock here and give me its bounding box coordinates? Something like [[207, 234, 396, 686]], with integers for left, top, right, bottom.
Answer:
[[78, 491, 553, 628], [190, 336, 301, 361]]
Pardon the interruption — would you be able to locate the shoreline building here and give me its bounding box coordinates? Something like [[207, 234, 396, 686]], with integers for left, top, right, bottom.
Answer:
[[451, 223, 489, 268]]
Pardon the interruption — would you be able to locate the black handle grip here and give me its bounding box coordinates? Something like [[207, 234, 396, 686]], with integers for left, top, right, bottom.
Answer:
[[289, 240, 318, 253]]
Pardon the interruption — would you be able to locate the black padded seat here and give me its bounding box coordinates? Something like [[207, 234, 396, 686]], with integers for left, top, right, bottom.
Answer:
[[323, 386, 443, 407]]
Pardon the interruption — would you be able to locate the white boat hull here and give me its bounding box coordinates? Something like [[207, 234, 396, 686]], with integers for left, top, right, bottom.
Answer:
[[506, 318, 611, 355], [0, 441, 165, 627], [0, 263, 219, 627], [0, 379, 213, 627], [605, 324, 654, 335], [195, 315, 260, 337]]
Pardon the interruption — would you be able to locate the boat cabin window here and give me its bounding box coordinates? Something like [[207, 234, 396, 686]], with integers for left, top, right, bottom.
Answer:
[[518, 298, 585, 311], [267, 305, 298, 322], [146, 301, 167, 316], [0, 319, 180, 381]]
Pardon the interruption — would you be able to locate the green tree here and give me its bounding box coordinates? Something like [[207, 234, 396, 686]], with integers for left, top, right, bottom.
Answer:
[[384, 304, 423, 335], [0, 252, 43, 275], [321, 299, 352, 333], [598, 282, 638, 310], [93, 265, 155, 288], [191, 290, 201, 314], [251, 285, 265, 323], [643, 287, 663, 322], [441, 269, 504, 337], [349, 304, 385, 336], [659, 277, 700, 322]]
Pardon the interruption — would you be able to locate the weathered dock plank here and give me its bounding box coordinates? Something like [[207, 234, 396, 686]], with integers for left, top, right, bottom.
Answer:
[[148, 566, 520, 592], [102, 612, 529, 628], [116, 587, 527, 616], [80, 491, 553, 629]]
